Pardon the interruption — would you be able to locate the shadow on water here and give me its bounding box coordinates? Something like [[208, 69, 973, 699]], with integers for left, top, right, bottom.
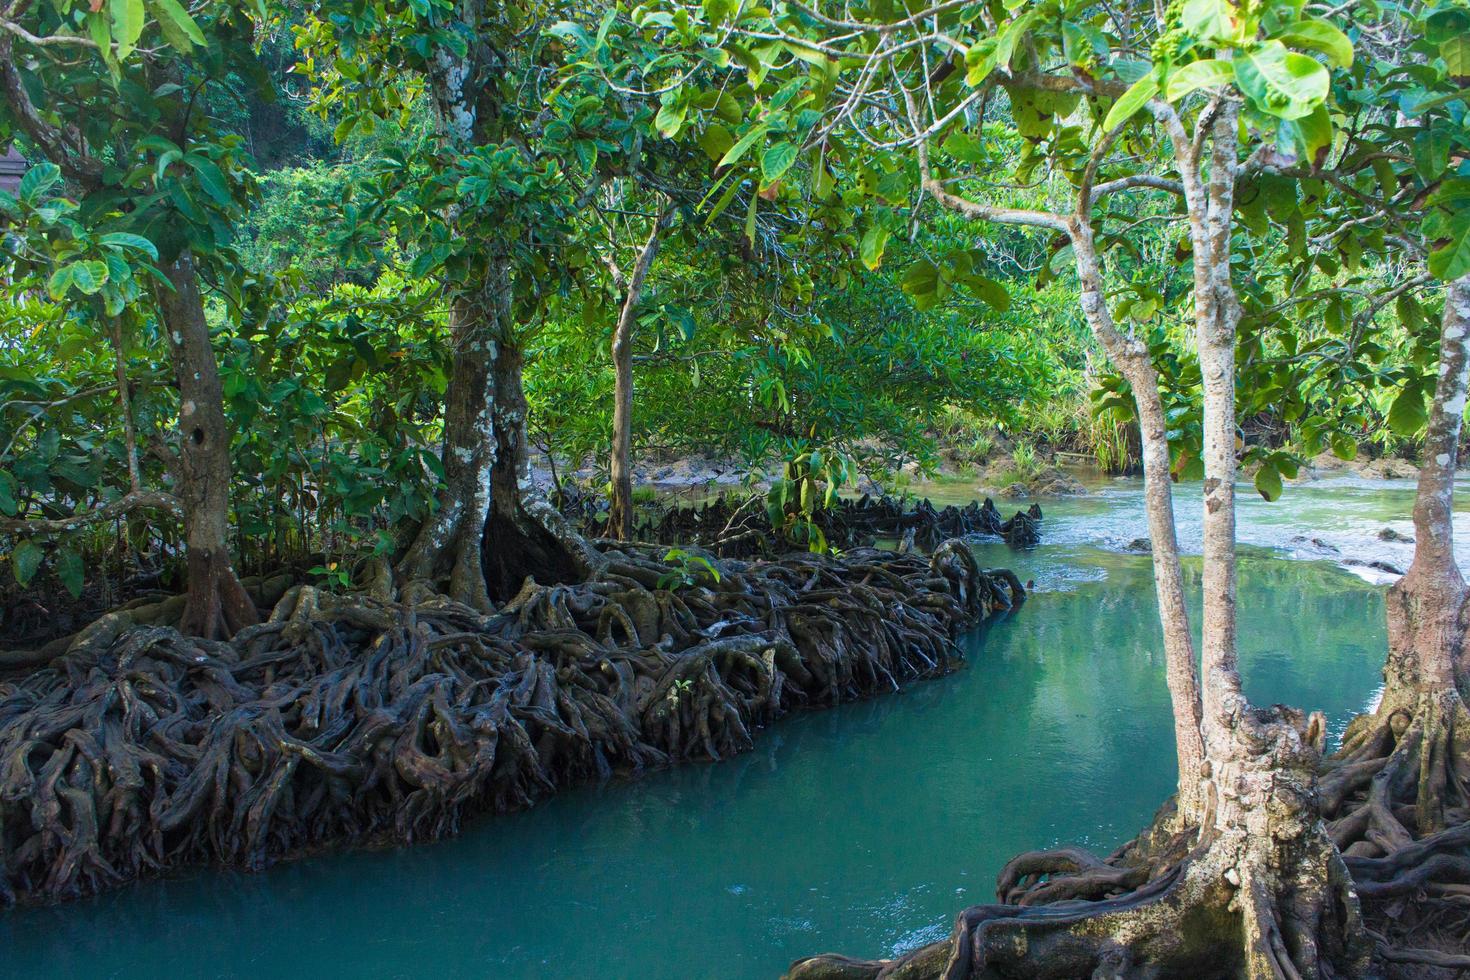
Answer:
[[0, 535, 1387, 980]]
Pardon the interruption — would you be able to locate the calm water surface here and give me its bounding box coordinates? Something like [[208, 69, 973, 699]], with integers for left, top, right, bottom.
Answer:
[[4, 474, 1451, 979]]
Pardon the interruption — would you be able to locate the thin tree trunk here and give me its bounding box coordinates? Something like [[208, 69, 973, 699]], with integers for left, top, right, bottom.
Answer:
[[1071, 220, 1207, 823], [1387, 275, 1470, 695], [155, 251, 258, 639], [109, 317, 142, 495], [1193, 105, 1244, 741], [608, 207, 672, 540]]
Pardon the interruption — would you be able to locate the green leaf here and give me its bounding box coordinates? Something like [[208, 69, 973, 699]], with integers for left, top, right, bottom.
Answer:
[[1254, 463, 1283, 502], [1180, 0, 1236, 41], [1273, 18, 1353, 69], [148, 0, 205, 50], [1102, 75, 1159, 132], [715, 123, 769, 169], [46, 265, 74, 300], [0, 471, 17, 516], [185, 155, 231, 204], [67, 260, 109, 294], [57, 548, 84, 599], [1165, 59, 1235, 101], [1233, 41, 1330, 120], [901, 260, 945, 311], [964, 38, 997, 86], [1330, 431, 1357, 461], [654, 100, 686, 138], [98, 231, 159, 259], [958, 274, 1011, 311], [11, 539, 42, 587], [1388, 385, 1428, 437], [1289, 105, 1333, 168], [859, 225, 890, 271], [698, 123, 734, 163], [17, 163, 61, 203], [1427, 181, 1470, 280], [1428, 212, 1470, 280], [110, 0, 146, 59], [761, 142, 798, 182]]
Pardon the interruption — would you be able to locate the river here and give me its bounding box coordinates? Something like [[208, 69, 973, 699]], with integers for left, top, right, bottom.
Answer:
[[2, 472, 1447, 979]]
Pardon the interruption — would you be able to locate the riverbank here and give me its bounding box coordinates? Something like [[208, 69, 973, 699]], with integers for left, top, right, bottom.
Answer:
[[0, 542, 1020, 907]]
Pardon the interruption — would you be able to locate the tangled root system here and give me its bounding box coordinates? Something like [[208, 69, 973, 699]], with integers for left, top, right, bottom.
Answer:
[[559, 490, 1044, 557], [0, 540, 1021, 906]]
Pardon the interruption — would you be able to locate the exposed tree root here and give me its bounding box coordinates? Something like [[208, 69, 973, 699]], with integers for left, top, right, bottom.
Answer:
[[0, 540, 1020, 906], [559, 489, 1044, 559]]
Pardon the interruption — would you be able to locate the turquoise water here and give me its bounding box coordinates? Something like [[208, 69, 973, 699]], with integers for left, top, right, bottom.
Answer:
[[0, 476, 1419, 979]]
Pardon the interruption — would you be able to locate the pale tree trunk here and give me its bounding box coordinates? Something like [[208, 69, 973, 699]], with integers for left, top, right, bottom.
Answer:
[[155, 251, 258, 639], [607, 207, 673, 541], [394, 262, 504, 613], [1326, 274, 1470, 844], [1385, 276, 1470, 700], [1071, 220, 1208, 823]]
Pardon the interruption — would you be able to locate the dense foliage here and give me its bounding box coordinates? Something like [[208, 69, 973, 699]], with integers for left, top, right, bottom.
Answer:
[[0, 0, 1464, 614]]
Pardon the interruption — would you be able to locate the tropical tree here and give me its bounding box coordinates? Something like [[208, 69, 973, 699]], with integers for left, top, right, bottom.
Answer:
[[0, 0, 267, 638]]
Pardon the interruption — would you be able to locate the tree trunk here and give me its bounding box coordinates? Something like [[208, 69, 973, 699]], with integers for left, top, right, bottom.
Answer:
[[395, 262, 504, 613], [1072, 219, 1207, 824], [607, 210, 671, 541], [484, 339, 605, 600], [1325, 274, 1470, 847], [155, 251, 258, 639]]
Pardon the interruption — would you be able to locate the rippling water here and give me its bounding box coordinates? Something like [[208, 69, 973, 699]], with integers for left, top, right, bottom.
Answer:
[[3, 472, 1444, 979]]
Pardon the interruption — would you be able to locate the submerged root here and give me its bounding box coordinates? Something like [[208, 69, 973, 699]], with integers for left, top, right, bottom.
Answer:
[[0, 541, 1021, 906]]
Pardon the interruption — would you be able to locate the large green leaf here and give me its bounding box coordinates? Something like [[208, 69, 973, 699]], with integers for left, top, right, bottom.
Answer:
[[57, 548, 84, 599], [185, 155, 232, 204], [1102, 75, 1159, 132], [66, 260, 110, 295], [1254, 462, 1283, 502], [11, 539, 42, 587], [1388, 384, 1428, 437], [859, 225, 890, 271], [1427, 180, 1470, 280], [1273, 18, 1353, 68], [957, 274, 1010, 311], [17, 163, 61, 203], [654, 100, 686, 138], [148, 0, 205, 50], [1165, 59, 1235, 101], [715, 123, 769, 169], [110, 0, 146, 59], [1233, 42, 1329, 120], [761, 142, 798, 182], [1181, 0, 1236, 41], [98, 232, 159, 259]]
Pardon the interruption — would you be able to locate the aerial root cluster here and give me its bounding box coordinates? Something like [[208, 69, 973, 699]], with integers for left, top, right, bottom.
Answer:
[[1321, 687, 1470, 973], [0, 540, 1020, 906], [559, 490, 1044, 557]]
